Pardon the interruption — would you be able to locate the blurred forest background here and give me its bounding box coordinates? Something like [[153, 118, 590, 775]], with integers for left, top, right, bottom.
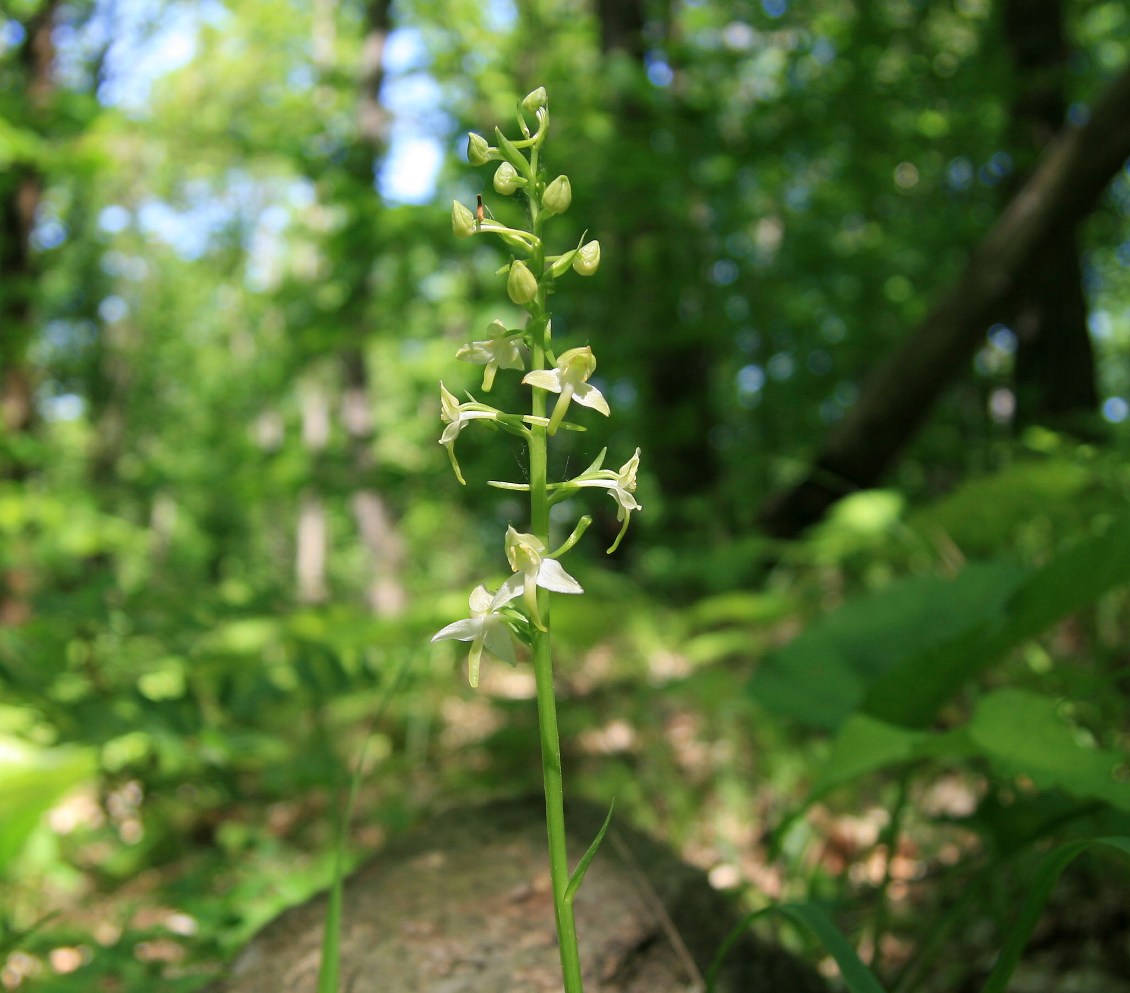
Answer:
[[2, 0, 1129, 990]]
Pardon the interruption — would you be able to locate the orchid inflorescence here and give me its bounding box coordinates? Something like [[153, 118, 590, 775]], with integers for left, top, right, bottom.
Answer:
[[432, 86, 642, 689]]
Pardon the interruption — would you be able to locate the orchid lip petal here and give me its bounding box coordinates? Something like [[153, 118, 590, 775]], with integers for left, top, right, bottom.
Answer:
[[536, 558, 584, 595]]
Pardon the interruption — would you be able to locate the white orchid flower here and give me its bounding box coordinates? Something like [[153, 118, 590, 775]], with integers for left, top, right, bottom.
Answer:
[[431, 584, 518, 688], [521, 345, 609, 435], [494, 525, 583, 630], [567, 448, 642, 552], [439, 382, 503, 484], [455, 320, 526, 391]]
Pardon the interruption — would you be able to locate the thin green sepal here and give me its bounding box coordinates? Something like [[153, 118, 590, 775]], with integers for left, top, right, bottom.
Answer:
[[495, 127, 533, 178]]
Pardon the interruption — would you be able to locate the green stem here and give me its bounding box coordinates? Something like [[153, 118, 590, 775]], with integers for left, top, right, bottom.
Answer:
[[526, 156, 584, 990]]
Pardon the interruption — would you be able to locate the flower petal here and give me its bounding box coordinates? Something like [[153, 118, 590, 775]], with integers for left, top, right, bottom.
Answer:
[[536, 558, 584, 595], [491, 573, 524, 609], [468, 585, 494, 613], [570, 382, 610, 416], [431, 618, 481, 643], [483, 622, 518, 666], [522, 369, 563, 393]]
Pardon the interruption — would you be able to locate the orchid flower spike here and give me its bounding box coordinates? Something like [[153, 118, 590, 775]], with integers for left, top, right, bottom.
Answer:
[[494, 526, 583, 631], [521, 345, 609, 435], [431, 584, 518, 688]]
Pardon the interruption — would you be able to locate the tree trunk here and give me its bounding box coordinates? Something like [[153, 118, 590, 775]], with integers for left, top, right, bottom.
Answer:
[[299, 0, 405, 613], [1002, 0, 1097, 427], [0, 2, 58, 624], [296, 380, 331, 604], [340, 0, 405, 615], [757, 63, 1130, 538], [0, 2, 57, 474], [595, 3, 722, 507]]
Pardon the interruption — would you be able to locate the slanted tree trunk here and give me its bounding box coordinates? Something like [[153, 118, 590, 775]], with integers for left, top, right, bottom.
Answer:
[[1002, 0, 1097, 428], [757, 63, 1130, 538]]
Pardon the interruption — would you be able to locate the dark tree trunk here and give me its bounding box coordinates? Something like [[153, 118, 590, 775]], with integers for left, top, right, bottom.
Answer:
[[757, 64, 1130, 538], [303, 0, 404, 612], [0, 2, 58, 624], [596, 0, 647, 58], [0, 2, 57, 474], [1002, 0, 1098, 426], [594, 1, 722, 506]]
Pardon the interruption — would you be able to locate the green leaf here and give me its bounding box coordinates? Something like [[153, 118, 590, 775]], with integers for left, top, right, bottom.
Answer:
[[565, 801, 614, 903], [810, 714, 973, 798], [981, 837, 1130, 993], [967, 689, 1130, 812], [0, 739, 96, 874], [748, 560, 1024, 730], [706, 901, 887, 993], [865, 512, 1130, 727]]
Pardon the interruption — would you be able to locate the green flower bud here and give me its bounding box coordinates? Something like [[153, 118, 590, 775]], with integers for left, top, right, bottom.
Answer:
[[572, 239, 600, 275], [507, 259, 538, 305], [466, 132, 492, 165], [521, 87, 548, 113], [452, 200, 476, 238], [542, 175, 572, 215], [494, 161, 523, 195]]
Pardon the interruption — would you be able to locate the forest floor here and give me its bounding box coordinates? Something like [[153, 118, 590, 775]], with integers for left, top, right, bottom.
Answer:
[[5, 589, 1129, 993]]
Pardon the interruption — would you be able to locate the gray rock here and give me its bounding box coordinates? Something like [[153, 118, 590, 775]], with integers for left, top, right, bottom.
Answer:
[[204, 796, 829, 993]]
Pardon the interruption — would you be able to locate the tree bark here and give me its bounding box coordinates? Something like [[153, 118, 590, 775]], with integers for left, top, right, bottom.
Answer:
[[757, 63, 1130, 539], [340, 0, 405, 615], [0, 2, 58, 624], [0, 1, 58, 472], [1002, 0, 1097, 426]]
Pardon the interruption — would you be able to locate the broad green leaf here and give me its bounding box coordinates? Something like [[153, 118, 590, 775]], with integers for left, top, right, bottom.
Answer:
[[865, 512, 1130, 726], [968, 689, 1130, 812], [748, 561, 1024, 730], [0, 739, 96, 874], [908, 458, 1093, 556], [810, 714, 974, 797]]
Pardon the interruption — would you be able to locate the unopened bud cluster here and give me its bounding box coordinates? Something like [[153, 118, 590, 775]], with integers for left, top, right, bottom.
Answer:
[[433, 87, 643, 687]]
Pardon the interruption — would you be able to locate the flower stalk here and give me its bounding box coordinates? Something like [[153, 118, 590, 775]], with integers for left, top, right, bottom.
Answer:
[[433, 87, 643, 993]]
